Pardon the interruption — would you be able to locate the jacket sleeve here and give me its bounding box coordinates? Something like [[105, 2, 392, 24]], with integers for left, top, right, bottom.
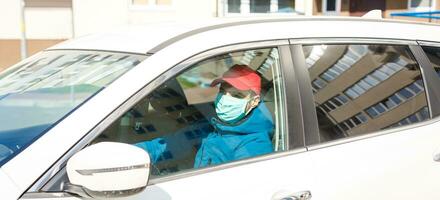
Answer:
[[134, 138, 167, 163]]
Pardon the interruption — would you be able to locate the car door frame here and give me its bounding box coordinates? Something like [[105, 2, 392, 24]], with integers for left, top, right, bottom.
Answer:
[[289, 37, 440, 147], [22, 39, 307, 198], [414, 40, 440, 113]]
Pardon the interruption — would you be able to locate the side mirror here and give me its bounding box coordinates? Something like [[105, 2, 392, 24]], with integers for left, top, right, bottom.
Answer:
[[66, 142, 150, 198]]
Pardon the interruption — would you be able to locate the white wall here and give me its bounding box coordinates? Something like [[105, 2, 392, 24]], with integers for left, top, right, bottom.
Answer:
[[72, 0, 129, 37], [25, 8, 73, 39], [126, 0, 217, 27], [295, 0, 314, 16], [0, 0, 22, 38], [0, 0, 72, 39], [73, 0, 217, 37]]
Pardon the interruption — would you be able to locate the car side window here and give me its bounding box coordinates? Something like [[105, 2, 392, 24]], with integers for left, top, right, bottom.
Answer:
[[303, 44, 429, 143], [91, 47, 287, 177], [421, 46, 440, 76]]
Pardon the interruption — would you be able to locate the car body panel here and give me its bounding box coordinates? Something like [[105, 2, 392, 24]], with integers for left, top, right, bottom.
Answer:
[[47, 22, 209, 54], [308, 118, 440, 199], [21, 193, 79, 200], [50, 18, 440, 54], [0, 169, 21, 200], [22, 197, 78, 200], [117, 148, 314, 200]]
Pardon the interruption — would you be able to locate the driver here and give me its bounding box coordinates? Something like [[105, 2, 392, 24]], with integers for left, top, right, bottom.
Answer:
[[135, 64, 274, 168], [194, 64, 274, 167]]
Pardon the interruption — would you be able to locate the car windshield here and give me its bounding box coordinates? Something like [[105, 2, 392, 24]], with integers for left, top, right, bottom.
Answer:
[[0, 50, 146, 166]]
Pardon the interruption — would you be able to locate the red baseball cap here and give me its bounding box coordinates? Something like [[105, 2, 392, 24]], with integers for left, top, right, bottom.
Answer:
[[211, 64, 261, 95]]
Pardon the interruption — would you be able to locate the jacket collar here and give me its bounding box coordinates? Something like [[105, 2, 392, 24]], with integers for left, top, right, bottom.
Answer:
[[211, 102, 274, 135]]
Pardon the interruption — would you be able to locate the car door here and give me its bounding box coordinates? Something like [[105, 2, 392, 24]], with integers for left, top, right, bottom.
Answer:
[[21, 41, 316, 200], [294, 39, 440, 200]]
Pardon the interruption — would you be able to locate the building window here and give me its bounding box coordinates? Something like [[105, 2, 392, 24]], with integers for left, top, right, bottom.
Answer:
[[131, 0, 173, 9], [312, 78, 327, 91], [228, 0, 241, 13], [365, 80, 425, 118], [314, 45, 367, 87], [344, 57, 407, 99], [386, 107, 429, 129], [278, 0, 295, 12], [24, 0, 72, 8], [305, 45, 328, 68], [337, 113, 368, 132], [320, 94, 349, 112], [408, 0, 435, 11], [226, 0, 296, 15], [250, 0, 270, 13], [322, 0, 341, 15], [326, 0, 336, 11]]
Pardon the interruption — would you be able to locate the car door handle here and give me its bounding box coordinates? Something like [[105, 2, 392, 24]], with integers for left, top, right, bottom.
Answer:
[[271, 190, 312, 200], [434, 154, 440, 162], [434, 151, 440, 162]]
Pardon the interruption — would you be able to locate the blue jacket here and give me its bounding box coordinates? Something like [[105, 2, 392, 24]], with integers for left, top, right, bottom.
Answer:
[[193, 102, 274, 167], [135, 102, 274, 168]]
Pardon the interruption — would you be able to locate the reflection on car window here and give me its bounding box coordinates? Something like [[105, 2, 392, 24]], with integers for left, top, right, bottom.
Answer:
[[93, 47, 288, 177], [303, 44, 429, 143], [422, 46, 440, 77], [0, 51, 145, 166]]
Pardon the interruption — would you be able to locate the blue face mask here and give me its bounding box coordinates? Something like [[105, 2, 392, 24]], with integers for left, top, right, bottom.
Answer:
[[214, 93, 249, 124]]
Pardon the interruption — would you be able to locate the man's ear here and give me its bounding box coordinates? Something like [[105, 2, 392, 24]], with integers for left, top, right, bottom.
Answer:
[[249, 95, 260, 109], [245, 95, 260, 114]]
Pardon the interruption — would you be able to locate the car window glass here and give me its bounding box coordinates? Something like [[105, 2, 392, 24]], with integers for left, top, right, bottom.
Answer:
[[91, 47, 287, 178], [421, 46, 440, 77], [0, 51, 145, 167], [303, 44, 429, 143]]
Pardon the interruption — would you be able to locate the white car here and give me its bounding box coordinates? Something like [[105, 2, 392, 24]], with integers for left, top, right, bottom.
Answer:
[[1, 15, 440, 200]]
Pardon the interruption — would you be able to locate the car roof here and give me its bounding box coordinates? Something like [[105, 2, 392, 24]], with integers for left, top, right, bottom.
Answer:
[[49, 16, 440, 54]]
